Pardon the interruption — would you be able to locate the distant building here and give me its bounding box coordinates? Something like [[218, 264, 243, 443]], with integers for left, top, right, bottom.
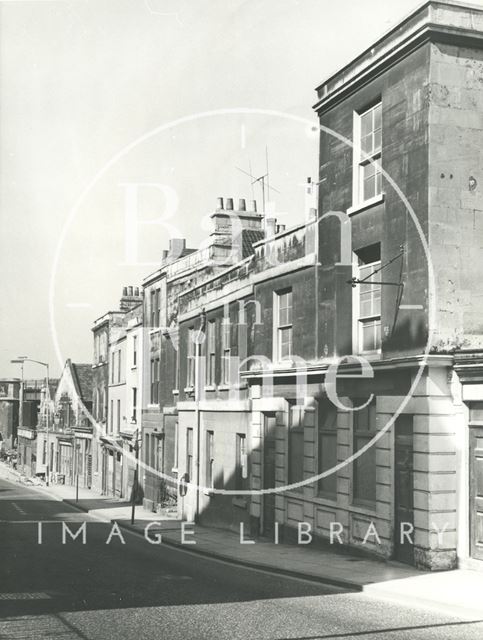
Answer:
[[36, 360, 93, 486]]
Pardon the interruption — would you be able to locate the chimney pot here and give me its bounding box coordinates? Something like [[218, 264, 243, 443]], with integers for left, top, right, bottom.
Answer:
[[123, 286, 128, 296], [238, 198, 246, 211], [226, 198, 234, 211], [250, 200, 257, 212], [216, 197, 224, 210]]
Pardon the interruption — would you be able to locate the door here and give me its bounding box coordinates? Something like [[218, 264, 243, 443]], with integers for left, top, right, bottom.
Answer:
[[263, 413, 276, 538], [394, 414, 414, 565], [470, 426, 483, 561]]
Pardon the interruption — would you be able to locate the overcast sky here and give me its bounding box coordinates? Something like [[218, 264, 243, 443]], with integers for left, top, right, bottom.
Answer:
[[1, 0, 477, 379]]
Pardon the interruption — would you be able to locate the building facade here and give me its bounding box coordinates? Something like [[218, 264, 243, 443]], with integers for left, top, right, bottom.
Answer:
[[36, 360, 93, 486]]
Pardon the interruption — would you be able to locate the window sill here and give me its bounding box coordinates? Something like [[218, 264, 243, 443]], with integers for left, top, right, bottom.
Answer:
[[183, 387, 195, 394], [347, 193, 384, 217], [204, 385, 217, 392], [203, 488, 215, 496], [172, 389, 179, 396], [350, 501, 378, 516], [355, 350, 381, 362]]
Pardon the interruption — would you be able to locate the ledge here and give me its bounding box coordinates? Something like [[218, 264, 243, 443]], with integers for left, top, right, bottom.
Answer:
[[347, 193, 384, 217]]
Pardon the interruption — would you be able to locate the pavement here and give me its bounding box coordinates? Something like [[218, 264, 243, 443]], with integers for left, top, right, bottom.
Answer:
[[3, 462, 483, 623]]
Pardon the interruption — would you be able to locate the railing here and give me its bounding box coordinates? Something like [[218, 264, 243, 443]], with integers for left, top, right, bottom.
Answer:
[[178, 221, 317, 316]]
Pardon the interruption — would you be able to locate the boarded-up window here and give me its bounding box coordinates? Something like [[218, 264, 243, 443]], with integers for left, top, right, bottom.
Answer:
[[288, 404, 304, 490], [353, 399, 377, 506], [318, 401, 338, 498]]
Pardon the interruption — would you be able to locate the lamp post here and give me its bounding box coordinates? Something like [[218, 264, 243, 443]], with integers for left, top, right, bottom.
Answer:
[[131, 428, 141, 525], [10, 358, 25, 450], [11, 357, 50, 484]]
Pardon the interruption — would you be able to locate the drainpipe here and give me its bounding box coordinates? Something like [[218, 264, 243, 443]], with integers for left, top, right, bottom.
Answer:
[[194, 308, 206, 522]]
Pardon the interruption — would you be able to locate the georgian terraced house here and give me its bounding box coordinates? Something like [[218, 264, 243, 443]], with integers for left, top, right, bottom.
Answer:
[[142, 0, 483, 572]]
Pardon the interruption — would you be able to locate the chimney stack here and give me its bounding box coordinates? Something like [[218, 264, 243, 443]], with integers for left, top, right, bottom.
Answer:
[[169, 238, 186, 260], [266, 218, 277, 238], [120, 285, 143, 312]]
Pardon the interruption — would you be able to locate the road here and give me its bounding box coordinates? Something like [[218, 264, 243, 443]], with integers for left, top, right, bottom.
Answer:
[[0, 476, 482, 640]]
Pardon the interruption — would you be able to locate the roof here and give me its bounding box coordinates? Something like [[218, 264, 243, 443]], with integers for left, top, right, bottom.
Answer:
[[70, 363, 94, 402], [313, 0, 483, 113], [242, 229, 265, 258]]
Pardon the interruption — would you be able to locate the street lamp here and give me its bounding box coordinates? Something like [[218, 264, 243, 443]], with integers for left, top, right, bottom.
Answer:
[[11, 356, 50, 484], [131, 429, 141, 525], [10, 358, 25, 446]]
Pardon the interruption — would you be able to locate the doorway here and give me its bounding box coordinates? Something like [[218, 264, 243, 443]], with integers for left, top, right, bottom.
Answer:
[[263, 413, 277, 538], [394, 414, 414, 565], [470, 425, 483, 561]]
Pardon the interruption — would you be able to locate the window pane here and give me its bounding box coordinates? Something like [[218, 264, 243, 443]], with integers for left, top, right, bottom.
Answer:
[[363, 174, 375, 201], [374, 103, 382, 131], [280, 327, 292, 358], [361, 111, 373, 137], [361, 133, 372, 155], [373, 128, 382, 152]]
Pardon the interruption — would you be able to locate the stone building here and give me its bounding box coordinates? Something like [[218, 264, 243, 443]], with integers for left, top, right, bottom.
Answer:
[[165, 0, 483, 572], [97, 286, 143, 498], [36, 360, 93, 486]]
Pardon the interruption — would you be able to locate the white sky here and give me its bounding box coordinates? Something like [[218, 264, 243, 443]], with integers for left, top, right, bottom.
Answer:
[[2, 0, 480, 378]]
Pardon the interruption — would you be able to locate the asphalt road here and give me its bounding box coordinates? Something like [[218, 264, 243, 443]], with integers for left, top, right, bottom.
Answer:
[[0, 476, 482, 640]]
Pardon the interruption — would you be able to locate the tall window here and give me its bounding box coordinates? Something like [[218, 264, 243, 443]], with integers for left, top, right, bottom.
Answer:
[[186, 428, 193, 481], [318, 401, 338, 498], [98, 387, 106, 420], [353, 399, 377, 506], [187, 328, 195, 387], [117, 399, 121, 432], [355, 102, 382, 204], [93, 389, 99, 420], [207, 320, 216, 386], [110, 399, 114, 433], [288, 404, 304, 490], [132, 387, 137, 423], [117, 350, 122, 383], [356, 245, 381, 354], [133, 335, 137, 367], [235, 433, 247, 490], [221, 319, 231, 385], [155, 289, 161, 327], [150, 290, 156, 328], [275, 289, 293, 361], [150, 358, 160, 404], [206, 430, 214, 489], [111, 351, 115, 384]]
